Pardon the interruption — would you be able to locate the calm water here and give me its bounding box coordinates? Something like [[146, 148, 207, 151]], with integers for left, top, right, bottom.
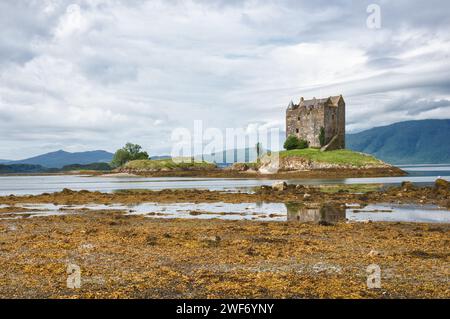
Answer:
[[2, 202, 449, 224], [0, 164, 448, 196]]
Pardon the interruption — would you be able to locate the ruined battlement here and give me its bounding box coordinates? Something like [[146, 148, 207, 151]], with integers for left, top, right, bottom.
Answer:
[[286, 95, 345, 150]]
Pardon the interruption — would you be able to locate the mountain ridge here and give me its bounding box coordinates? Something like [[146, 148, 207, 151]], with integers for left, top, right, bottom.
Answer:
[[346, 119, 450, 164], [6, 150, 114, 168]]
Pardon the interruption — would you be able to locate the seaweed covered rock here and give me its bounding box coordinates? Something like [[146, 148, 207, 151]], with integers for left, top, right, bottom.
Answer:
[[272, 181, 288, 191], [401, 181, 415, 191], [435, 178, 449, 191]]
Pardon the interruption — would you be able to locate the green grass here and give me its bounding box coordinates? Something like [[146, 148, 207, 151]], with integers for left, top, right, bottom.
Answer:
[[123, 158, 216, 170], [278, 148, 384, 167]]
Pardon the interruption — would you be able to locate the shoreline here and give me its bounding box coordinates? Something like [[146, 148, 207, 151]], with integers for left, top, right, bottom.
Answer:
[[114, 167, 407, 179], [0, 166, 407, 179]]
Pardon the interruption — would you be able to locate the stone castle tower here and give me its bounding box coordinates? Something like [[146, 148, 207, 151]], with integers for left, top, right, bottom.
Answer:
[[286, 95, 345, 150]]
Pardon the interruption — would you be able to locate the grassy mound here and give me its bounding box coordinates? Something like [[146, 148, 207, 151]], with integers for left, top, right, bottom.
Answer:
[[279, 148, 386, 167], [123, 158, 217, 171]]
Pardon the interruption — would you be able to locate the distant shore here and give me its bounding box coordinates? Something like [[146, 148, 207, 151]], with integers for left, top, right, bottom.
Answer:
[[113, 166, 407, 179], [0, 166, 407, 179]]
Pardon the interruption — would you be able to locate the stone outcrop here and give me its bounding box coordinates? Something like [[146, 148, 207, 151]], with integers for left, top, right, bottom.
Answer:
[[272, 181, 288, 191], [435, 178, 449, 192], [259, 155, 393, 173]]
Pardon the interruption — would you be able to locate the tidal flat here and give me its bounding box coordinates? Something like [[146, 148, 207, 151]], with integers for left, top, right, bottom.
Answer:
[[0, 212, 449, 298], [0, 181, 448, 298]]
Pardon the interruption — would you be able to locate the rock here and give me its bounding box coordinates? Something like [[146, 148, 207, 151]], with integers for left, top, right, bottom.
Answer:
[[445, 200, 450, 209], [61, 188, 75, 194], [246, 247, 257, 256], [435, 178, 449, 191], [230, 163, 249, 171], [7, 224, 17, 232], [146, 235, 157, 246], [272, 181, 287, 191], [318, 220, 334, 226], [401, 181, 415, 191], [358, 194, 369, 201], [312, 262, 342, 273], [303, 193, 311, 199], [368, 249, 380, 257], [79, 243, 95, 250], [201, 235, 221, 246], [258, 157, 280, 174]]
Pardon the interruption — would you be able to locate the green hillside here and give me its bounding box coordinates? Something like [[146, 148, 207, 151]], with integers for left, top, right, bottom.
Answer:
[[122, 159, 216, 171], [346, 119, 450, 164], [279, 149, 384, 167]]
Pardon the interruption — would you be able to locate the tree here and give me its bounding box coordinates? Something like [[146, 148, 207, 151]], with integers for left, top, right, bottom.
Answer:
[[111, 143, 149, 167], [284, 135, 309, 150], [319, 127, 326, 147]]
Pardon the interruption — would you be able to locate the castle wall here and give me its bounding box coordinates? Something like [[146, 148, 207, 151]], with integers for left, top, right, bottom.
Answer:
[[338, 99, 345, 148], [286, 105, 324, 147], [324, 105, 338, 144], [322, 102, 345, 149]]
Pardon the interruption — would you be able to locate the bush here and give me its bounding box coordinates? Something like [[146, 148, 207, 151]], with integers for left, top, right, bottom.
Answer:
[[284, 135, 309, 150], [284, 135, 299, 150], [297, 139, 309, 149]]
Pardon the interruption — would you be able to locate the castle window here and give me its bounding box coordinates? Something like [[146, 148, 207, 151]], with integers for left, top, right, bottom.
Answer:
[[296, 128, 299, 133], [332, 114, 335, 120], [297, 117, 300, 121]]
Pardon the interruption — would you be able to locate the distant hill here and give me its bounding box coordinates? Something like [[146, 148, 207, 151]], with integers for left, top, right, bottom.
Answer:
[[0, 164, 48, 174], [153, 148, 263, 165], [0, 159, 10, 164], [346, 119, 450, 164], [6, 150, 114, 168]]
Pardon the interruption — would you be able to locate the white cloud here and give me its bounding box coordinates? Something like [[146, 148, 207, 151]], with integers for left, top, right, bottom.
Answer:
[[0, 0, 449, 159]]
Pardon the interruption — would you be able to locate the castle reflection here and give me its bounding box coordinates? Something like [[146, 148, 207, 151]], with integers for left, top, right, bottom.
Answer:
[[285, 202, 346, 224]]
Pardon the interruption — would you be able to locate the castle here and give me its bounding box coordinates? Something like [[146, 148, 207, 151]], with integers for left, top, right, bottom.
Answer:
[[286, 95, 345, 150]]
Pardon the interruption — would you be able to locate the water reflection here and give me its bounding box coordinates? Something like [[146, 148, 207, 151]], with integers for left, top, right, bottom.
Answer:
[[286, 203, 346, 224], [0, 201, 448, 223]]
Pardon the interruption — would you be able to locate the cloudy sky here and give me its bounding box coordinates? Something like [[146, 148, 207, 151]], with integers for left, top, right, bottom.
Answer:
[[1, 0, 449, 159]]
